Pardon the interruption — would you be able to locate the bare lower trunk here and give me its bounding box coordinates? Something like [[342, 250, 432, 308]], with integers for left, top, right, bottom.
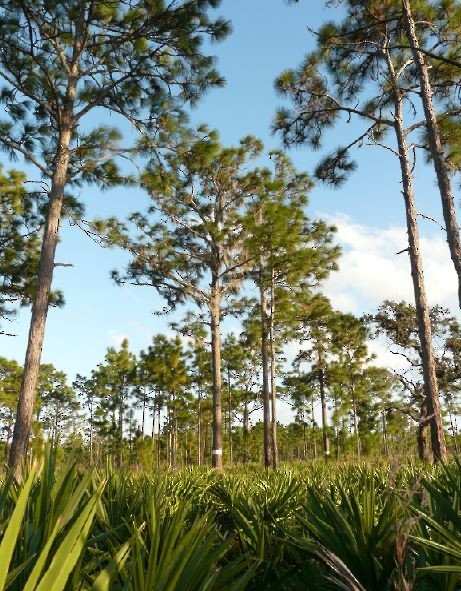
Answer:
[[197, 388, 202, 466], [259, 275, 272, 468], [210, 278, 223, 469], [243, 395, 249, 463], [388, 55, 447, 461], [319, 365, 330, 458], [269, 270, 279, 470], [9, 126, 73, 477], [311, 396, 317, 459], [351, 376, 360, 458], [417, 398, 431, 461], [227, 364, 233, 465], [402, 0, 461, 310], [382, 410, 389, 457], [141, 386, 147, 438]]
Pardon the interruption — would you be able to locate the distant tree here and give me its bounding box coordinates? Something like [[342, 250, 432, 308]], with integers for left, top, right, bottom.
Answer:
[[93, 339, 137, 467], [0, 357, 22, 455], [175, 313, 214, 466], [367, 300, 461, 459], [243, 151, 339, 468], [0, 166, 64, 335], [2, 0, 230, 475], [36, 364, 79, 445], [110, 135, 265, 468], [73, 373, 97, 464]]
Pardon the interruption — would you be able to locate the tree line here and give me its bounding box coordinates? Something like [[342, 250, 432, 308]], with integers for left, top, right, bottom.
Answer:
[[0, 0, 461, 474]]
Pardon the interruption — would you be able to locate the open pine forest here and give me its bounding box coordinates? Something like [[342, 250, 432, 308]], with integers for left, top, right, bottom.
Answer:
[[1, 0, 461, 589]]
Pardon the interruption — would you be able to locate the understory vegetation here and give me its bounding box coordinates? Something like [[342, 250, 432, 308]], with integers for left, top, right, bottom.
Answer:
[[1, 451, 461, 590]]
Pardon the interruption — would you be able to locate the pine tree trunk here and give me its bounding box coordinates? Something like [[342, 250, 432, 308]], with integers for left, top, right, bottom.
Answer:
[[382, 410, 389, 457], [141, 386, 147, 438], [259, 273, 272, 468], [311, 396, 317, 459], [387, 53, 447, 461], [318, 363, 330, 458], [269, 268, 279, 470], [243, 394, 249, 463], [210, 278, 223, 469], [9, 124, 73, 477], [418, 398, 431, 461], [402, 0, 461, 310], [227, 363, 233, 465], [197, 387, 202, 466], [351, 375, 360, 458]]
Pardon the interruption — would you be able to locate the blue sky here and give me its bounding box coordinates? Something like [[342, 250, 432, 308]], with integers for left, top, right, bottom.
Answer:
[[1, 0, 459, 399]]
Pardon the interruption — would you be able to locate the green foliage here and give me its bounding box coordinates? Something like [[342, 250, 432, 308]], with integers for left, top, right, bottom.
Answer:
[[2, 449, 461, 589]]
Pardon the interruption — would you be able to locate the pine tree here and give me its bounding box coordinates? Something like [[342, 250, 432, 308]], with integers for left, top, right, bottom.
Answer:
[[401, 0, 461, 309], [109, 135, 265, 468], [243, 151, 339, 468], [2, 0, 230, 475], [274, 0, 447, 461], [367, 299, 461, 458], [0, 166, 64, 334]]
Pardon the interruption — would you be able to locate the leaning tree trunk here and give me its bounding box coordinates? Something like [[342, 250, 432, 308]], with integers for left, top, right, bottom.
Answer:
[[210, 277, 223, 469], [9, 122, 73, 477], [259, 272, 272, 468], [388, 55, 447, 461], [269, 268, 279, 470], [402, 0, 461, 310]]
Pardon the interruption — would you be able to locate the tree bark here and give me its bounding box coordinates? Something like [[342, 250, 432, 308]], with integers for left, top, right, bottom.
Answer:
[[243, 394, 250, 463], [197, 386, 202, 466], [259, 273, 272, 468], [387, 52, 447, 462], [402, 0, 461, 310], [269, 268, 279, 470], [9, 123, 73, 477], [417, 398, 431, 461], [351, 376, 361, 458], [210, 277, 223, 469], [318, 363, 330, 458]]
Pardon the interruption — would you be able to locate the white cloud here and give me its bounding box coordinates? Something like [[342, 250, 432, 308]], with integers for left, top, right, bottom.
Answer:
[[107, 330, 128, 347], [323, 214, 458, 314]]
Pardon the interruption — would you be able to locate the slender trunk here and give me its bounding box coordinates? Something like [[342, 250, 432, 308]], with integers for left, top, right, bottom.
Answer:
[[151, 401, 156, 460], [351, 376, 360, 458], [448, 403, 459, 454], [311, 396, 317, 458], [210, 277, 223, 469], [89, 398, 94, 465], [418, 398, 431, 461], [204, 420, 209, 465], [269, 268, 279, 469], [259, 273, 272, 468], [118, 398, 124, 469], [302, 421, 307, 460], [197, 386, 202, 466], [157, 405, 161, 468], [227, 363, 233, 465], [318, 361, 330, 458], [387, 52, 447, 461], [172, 403, 177, 468], [382, 409, 389, 457], [9, 123, 73, 476], [243, 393, 249, 463], [402, 0, 461, 310], [141, 386, 147, 439]]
